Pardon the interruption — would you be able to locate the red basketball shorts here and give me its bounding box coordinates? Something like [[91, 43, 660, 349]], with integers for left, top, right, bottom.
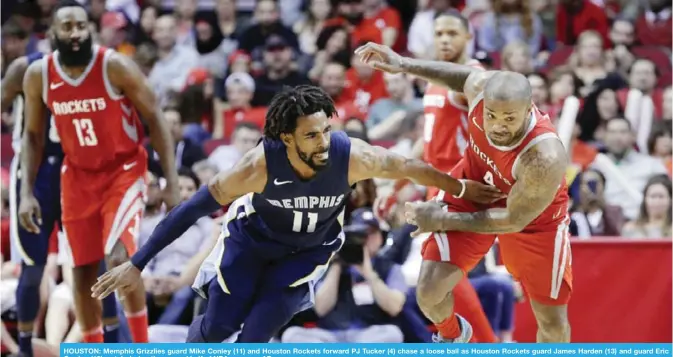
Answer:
[[420, 163, 573, 305], [59, 153, 147, 267]]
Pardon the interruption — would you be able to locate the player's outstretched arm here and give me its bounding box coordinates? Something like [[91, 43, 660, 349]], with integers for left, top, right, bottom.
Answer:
[[348, 137, 504, 204], [91, 146, 267, 299], [1, 56, 28, 112], [106, 52, 180, 209], [406, 138, 567, 235], [18, 60, 48, 233], [354, 42, 495, 104]]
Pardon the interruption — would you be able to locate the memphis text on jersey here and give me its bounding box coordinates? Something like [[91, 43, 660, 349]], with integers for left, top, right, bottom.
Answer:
[[266, 194, 345, 210]]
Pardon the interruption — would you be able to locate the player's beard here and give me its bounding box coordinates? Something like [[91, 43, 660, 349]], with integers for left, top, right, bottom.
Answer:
[[297, 145, 329, 172], [54, 35, 94, 67]]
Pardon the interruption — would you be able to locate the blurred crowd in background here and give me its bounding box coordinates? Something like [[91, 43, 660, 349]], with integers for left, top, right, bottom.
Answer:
[[0, 0, 671, 349]]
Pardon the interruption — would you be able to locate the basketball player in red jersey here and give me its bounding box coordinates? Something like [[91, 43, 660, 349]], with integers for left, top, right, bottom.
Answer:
[[421, 12, 482, 200], [20, 0, 180, 344], [417, 12, 497, 344], [356, 42, 572, 343]]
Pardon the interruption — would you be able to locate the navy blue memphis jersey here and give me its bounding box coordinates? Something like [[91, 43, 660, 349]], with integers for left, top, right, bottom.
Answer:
[[250, 131, 353, 248], [11, 52, 63, 159]]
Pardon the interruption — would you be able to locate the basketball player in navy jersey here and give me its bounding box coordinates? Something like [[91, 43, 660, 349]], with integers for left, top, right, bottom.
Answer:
[[1, 53, 121, 355], [92, 86, 504, 343]]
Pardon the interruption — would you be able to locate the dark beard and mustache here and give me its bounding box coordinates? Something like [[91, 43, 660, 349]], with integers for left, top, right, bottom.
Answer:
[[54, 35, 94, 67], [297, 146, 330, 172]]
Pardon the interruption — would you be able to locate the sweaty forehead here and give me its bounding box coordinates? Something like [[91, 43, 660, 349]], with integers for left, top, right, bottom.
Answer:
[[54, 7, 89, 24]]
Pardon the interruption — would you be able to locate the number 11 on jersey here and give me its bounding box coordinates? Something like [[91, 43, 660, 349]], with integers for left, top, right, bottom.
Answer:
[[292, 211, 318, 233]]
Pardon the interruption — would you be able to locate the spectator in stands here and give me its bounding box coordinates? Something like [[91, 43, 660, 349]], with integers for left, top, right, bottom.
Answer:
[[555, 0, 609, 47], [208, 122, 261, 172], [133, 42, 158, 76], [346, 44, 388, 112], [356, 0, 403, 49], [343, 117, 369, 136], [367, 73, 422, 131], [213, 0, 246, 55], [294, 0, 333, 55], [647, 122, 672, 175], [173, 0, 197, 47], [318, 63, 363, 125], [282, 212, 406, 343], [149, 15, 200, 106], [622, 175, 672, 238], [1, 19, 29, 66], [477, 0, 543, 56], [628, 59, 658, 96], [214, 72, 266, 140], [528, 73, 550, 113], [180, 74, 215, 145], [192, 18, 227, 78], [570, 168, 625, 238], [548, 67, 582, 118], [634, 0, 672, 48], [238, 0, 299, 61], [133, 6, 157, 46], [569, 30, 614, 97], [139, 168, 214, 327], [251, 35, 311, 106], [308, 25, 352, 81], [608, 18, 637, 78], [601, 117, 667, 220], [500, 41, 535, 75], [577, 85, 623, 144], [407, 0, 462, 60], [146, 107, 206, 177], [226, 50, 252, 75], [99, 11, 134, 56]]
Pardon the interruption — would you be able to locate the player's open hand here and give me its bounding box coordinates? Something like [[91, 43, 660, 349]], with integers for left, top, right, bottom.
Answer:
[[18, 194, 42, 234], [404, 201, 447, 237], [354, 42, 405, 74], [462, 180, 506, 204], [91, 261, 142, 299]]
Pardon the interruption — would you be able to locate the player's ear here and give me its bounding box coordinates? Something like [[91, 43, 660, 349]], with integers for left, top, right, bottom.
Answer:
[[280, 133, 293, 147]]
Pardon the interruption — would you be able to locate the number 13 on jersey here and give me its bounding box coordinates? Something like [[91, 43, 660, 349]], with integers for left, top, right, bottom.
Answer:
[[73, 118, 98, 146]]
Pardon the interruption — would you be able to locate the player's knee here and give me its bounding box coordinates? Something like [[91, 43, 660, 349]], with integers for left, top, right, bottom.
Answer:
[[532, 303, 569, 335], [201, 313, 238, 342], [416, 261, 462, 309]]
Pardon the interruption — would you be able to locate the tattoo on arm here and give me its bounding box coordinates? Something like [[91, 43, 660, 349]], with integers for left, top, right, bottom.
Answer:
[[401, 58, 476, 92], [440, 139, 567, 233]]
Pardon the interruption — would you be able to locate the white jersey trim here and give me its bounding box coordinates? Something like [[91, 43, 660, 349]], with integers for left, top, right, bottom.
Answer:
[[41, 57, 48, 103], [510, 132, 560, 180], [102, 49, 124, 101], [52, 45, 99, 87]]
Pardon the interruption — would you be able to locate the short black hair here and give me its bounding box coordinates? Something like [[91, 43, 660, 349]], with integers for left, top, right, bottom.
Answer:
[[1, 18, 28, 40], [264, 85, 337, 140], [434, 9, 470, 31], [54, 0, 86, 13], [178, 167, 201, 187]]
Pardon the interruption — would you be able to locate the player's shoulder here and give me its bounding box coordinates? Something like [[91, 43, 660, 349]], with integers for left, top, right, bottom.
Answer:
[[23, 57, 45, 84], [240, 141, 267, 172]]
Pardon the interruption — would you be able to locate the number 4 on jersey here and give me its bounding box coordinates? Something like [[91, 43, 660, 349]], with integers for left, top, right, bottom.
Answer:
[[484, 171, 495, 186]]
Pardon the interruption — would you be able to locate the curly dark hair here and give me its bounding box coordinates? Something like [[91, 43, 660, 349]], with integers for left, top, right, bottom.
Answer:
[[263, 85, 337, 140]]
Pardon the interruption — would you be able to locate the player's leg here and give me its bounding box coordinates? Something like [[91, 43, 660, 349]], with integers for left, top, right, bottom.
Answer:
[[96, 261, 120, 343], [100, 171, 148, 343], [498, 224, 572, 342], [9, 159, 58, 356], [237, 236, 343, 342], [417, 230, 495, 342], [187, 231, 266, 342], [453, 277, 498, 342]]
